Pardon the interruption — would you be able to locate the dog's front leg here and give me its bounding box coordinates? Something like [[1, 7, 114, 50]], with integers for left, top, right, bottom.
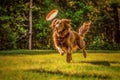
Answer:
[[55, 46, 64, 55], [66, 47, 72, 63], [53, 33, 64, 55]]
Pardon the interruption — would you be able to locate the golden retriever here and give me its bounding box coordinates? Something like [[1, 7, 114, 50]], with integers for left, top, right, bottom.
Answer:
[[50, 18, 91, 63]]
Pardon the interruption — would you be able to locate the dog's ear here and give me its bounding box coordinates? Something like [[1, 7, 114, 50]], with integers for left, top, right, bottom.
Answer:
[[61, 19, 71, 24], [62, 19, 71, 30], [50, 19, 58, 29]]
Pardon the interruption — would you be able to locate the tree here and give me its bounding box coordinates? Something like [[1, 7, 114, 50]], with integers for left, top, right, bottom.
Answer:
[[29, 0, 32, 50], [111, 0, 120, 44], [0, 0, 120, 50]]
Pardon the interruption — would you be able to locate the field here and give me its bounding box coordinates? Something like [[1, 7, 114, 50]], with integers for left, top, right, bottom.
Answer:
[[0, 50, 120, 80]]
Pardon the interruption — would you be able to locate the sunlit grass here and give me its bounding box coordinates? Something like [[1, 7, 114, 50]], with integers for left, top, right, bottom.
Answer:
[[0, 50, 120, 80]]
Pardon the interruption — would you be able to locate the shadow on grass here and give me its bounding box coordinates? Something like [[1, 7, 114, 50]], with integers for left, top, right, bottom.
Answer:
[[25, 68, 111, 79], [0, 50, 57, 56], [80, 61, 110, 66], [77, 61, 120, 66]]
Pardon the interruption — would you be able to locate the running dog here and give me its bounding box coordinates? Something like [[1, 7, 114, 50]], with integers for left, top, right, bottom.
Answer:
[[50, 19, 91, 63]]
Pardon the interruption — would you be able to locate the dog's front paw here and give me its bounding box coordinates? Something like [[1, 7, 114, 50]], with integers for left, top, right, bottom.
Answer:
[[59, 50, 64, 55], [57, 47, 64, 55]]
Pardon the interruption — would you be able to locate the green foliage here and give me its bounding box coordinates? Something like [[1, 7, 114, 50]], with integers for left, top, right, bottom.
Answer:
[[0, 0, 120, 50], [33, 19, 52, 49], [34, 20, 50, 37], [87, 36, 103, 50], [0, 25, 17, 50], [0, 16, 12, 21]]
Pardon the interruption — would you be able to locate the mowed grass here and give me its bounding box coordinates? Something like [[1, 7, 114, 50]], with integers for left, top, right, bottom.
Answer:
[[0, 50, 120, 80]]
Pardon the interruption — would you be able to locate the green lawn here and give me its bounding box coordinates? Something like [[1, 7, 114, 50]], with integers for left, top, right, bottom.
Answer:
[[0, 50, 120, 80]]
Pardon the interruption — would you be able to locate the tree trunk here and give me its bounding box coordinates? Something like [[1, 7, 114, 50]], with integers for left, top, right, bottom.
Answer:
[[113, 6, 120, 44], [29, 0, 32, 50]]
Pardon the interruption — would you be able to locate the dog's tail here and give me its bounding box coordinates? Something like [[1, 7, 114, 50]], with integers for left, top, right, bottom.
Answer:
[[79, 21, 91, 58], [79, 21, 91, 38]]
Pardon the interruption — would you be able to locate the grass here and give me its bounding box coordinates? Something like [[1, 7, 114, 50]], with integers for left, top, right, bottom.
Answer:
[[0, 50, 120, 80]]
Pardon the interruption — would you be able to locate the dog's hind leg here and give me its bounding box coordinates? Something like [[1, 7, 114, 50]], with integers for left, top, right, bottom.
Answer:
[[77, 37, 87, 58]]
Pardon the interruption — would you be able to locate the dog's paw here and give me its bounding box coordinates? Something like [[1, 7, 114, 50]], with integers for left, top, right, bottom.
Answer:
[[59, 51, 64, 56], [83, 54, 87, 58]]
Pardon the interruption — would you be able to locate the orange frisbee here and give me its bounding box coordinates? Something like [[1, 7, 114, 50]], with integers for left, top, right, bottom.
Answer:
[[46, 9, 58, 21]]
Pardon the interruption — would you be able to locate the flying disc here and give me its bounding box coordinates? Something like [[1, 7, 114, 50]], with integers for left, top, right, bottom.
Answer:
[[46, 9, 58, 21]]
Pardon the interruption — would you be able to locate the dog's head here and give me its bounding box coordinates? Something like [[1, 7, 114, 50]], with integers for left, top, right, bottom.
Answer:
[[50, 19, 71, 37]]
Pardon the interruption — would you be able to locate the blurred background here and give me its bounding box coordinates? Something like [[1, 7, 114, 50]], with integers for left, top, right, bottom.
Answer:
[[0, 0, 120, 50]]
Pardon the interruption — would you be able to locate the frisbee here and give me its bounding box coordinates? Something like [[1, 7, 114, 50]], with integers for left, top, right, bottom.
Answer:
[[46, 9, 58, 21]]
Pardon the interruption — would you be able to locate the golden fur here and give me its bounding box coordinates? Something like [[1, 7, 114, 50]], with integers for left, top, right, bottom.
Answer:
[[50, 18, 91, 63]]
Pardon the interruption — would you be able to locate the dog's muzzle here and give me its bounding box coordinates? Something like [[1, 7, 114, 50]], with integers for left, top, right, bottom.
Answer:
[[55, 24, 59, 28]]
